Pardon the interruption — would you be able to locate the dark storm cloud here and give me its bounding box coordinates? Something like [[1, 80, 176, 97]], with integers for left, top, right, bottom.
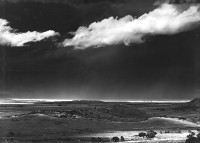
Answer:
[[4, 27, 200, 100], [0, 0, 126, 4], [0, 0, 155, 35], [154, 0, 200, 5], [1, 0, 200, 100]]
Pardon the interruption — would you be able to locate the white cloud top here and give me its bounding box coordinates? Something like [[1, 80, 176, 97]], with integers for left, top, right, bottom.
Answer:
[[0, 19, 59, 47], [63, 4, 200, 49]]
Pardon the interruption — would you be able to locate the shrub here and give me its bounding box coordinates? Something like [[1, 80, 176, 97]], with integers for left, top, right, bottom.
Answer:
[[120, 136, 125, 141], [185, 132, 200, 143], [139, 132, 146, 138], [197, 132, 200, 139], [91, 137, 104, 142], [112, 137, 119, 142], [97, 137, 102, 142], [146, 130, 157, 138], [7, 132, 15, 137], [91, 137, 97, 142]]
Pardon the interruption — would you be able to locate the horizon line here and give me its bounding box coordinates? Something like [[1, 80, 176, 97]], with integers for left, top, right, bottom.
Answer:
[[0, 98, 191, 103]]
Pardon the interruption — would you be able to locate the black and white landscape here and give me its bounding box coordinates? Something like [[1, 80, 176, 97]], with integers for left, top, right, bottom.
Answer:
[[0, 0, 200, 142]]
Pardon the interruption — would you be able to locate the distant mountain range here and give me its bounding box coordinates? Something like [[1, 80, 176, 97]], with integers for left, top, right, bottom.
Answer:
[[189, 98, 200, 107]]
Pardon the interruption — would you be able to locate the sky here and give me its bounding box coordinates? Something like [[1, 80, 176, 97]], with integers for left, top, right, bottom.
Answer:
[[0, 0, 200, 100]]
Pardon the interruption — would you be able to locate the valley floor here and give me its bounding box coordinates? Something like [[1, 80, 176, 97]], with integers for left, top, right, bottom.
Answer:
[[0, 100, 200, 143]]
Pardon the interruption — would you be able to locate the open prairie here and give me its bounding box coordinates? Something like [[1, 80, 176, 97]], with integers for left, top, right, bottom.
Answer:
[[0, 99, 200, 143]]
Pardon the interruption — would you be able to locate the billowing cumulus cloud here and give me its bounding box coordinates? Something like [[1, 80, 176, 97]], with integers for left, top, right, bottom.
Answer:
[[64, 4, 200, 49], [0, 19, 59, 47]]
